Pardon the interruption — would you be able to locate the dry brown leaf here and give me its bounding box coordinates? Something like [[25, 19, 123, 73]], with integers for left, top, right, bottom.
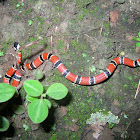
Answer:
[[112, 99, 119, 106], [60, 106, 67, 117], [136, 47, 140, 53], [101, 89, 105, 96], [125, 33, 133, 41], [110, 10, 119, 23], [91, 124, 104, 139], [65, 124, 79, 132]]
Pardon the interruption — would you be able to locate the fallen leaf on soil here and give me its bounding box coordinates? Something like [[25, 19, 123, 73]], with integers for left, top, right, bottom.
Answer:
[[120, 51, 125, 56], [101, 4, 107, 9], [125, 33, 133, 41], [91, 124, 104, 139], [65, 124, 79, 132], [112, 99, 119, 106], [101, 89, 105, 96], [59, 106, 67, 117], [136, 47, 140, 53], [72, 119, 79, 123], [45, 20, 50, 25], [109, 10, 119, 23]]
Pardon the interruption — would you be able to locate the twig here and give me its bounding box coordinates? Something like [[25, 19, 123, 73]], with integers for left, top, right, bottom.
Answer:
[[80, 129, 92, 140], [99, 23, 103, 36], [134, 79, 140, 99], [20, 36, 42, 51], [84, 34, 100, 45], [51, 35, 53, 53], [123, 121, 131, 140]]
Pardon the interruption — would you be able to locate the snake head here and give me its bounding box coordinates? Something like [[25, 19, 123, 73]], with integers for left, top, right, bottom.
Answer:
[[14, 42, 20, 50]]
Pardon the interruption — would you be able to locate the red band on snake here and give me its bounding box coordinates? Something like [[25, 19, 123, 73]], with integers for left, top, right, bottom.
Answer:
[[3, 43, 140, 87]]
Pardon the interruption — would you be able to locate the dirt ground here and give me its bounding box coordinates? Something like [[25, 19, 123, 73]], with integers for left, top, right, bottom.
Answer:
[[0, 0, 140, 140]]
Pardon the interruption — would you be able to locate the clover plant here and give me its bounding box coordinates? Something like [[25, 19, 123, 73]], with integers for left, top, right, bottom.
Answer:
[[23, 80, 68, 123]]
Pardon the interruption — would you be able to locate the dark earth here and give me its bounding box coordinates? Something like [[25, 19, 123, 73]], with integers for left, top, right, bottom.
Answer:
[[0, 0, 140, 139]]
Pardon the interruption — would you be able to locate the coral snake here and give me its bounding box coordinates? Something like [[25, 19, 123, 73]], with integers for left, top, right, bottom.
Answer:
[[3, 42, 140, 87]]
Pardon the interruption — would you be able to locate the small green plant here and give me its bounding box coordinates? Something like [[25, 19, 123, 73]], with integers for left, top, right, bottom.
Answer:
[[23, 80, 68, 123], [133, 32, 140, 47], [23, 124, 30, 131], [28, 20, 33, 26], [0, 81, 68, 130], [82, 53, 87, 58], [89, 65, 96, 73], [16, 2, 24, 13], [16, 2, 24, 8], [0, 83, 16, 131], [0, 51, 4, 56]]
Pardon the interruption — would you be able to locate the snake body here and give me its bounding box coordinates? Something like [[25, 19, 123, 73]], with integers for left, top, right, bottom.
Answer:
[[3, 43, 140, 87]]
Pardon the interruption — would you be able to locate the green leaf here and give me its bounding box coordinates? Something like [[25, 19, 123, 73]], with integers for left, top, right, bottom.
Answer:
[[16, 4, 20, 8], [34, 70, 44, 80], [12, 105, 25, 115], [51, 124, 56, 130], [23, 80, 43, 97], [136, 38, 140, 41], [23, 124, 30, 131], [21, 3, 24, 6], [0, 116, 10, 132], [109, 122, 116, 128], [0, 51, 4, 56], [136, 42, 140, 47], [42, 93, 46, 98], [0, 83, 15, 103], [82, 53, 87, 57], [26, 95, 38, 102], [28, 99, 48, 123], [44, 99, 51, 109], [28, 20, 33, 26], [90, 65, 96, 72], [123, 114, 128, 119], [138, 32, 140, 37], [133, 36, 137, 41], [46, 83, 68, 100]]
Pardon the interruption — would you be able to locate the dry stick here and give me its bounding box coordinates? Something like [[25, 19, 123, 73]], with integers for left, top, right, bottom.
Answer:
[[84, 34, 100, 45], [134, 79, 140, 99], [80, 129, 92, 140], [50, 35, 53, 53], [123, 121, 131, 140], [20, 36, 43, 51], [99, 23, 103, 36]]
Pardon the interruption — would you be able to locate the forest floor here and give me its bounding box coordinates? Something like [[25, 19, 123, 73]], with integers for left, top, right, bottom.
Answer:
[[0, 0, 140, 140]]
